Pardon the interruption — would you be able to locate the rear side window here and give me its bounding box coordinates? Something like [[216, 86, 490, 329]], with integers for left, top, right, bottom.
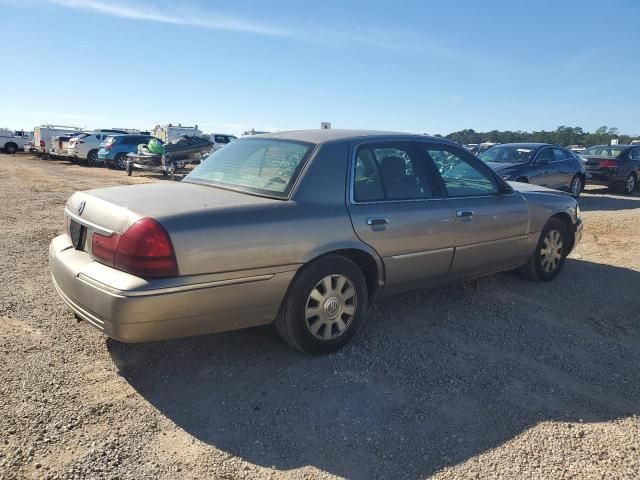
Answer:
[[214, 135, 229, 144], [425, 145, 498, 197], [123, 136, 143, 145], [353, 143, 431, 202], [631, 148, 640, 160]]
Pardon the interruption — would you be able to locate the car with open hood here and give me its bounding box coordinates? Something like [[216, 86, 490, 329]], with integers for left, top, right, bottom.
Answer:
[[50, 130, 583, 354]]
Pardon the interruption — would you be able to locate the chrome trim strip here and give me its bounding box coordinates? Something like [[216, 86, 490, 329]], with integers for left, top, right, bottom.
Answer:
[[391, 247, 454, 260], [64, 208, 114, 236], [77, 273, 275, 297], [456, 235, 528, 250]]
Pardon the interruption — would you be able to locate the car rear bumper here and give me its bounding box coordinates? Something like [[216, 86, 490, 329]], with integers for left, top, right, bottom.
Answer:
[[585, 170, 625, 186], [49, 234, 295, 343]]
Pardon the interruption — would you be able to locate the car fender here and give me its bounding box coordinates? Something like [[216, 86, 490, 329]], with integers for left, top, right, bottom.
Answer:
[[298, 240, 386, 291]]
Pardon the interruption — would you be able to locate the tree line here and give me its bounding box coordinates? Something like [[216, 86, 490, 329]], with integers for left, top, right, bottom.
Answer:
[[443, 126, 637, 147]]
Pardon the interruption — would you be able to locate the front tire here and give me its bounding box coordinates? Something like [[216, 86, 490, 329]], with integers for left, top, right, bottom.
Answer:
[[518, 218, 569, 282], [275, 255, 368, 354]]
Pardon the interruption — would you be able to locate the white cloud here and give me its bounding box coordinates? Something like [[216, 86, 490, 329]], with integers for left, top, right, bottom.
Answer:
[[46, 0, 456, 57], [49, 0, 289, 36]]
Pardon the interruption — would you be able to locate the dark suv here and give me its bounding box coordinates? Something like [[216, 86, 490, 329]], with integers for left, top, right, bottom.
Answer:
[[479, 143, 587, 197], [579, 145, 640, 194]]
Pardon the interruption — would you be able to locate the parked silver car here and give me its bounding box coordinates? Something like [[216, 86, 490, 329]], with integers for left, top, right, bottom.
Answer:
[[50, 130, 583, 353]]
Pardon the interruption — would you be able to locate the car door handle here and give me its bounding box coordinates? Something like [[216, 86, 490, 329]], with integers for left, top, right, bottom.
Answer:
[[366, 217, 389, 226], [456, 210, 474, 218]]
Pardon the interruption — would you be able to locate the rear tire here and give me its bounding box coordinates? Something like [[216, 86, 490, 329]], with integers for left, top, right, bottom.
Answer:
[[518, 218, 569, 282], [4, 143, 18, 154], [87, 150, 99, 166], [621, 173, 636, 195], [115, 153, 128, 170], [275, 255, 368, 354], [569, 174, 583, 198]]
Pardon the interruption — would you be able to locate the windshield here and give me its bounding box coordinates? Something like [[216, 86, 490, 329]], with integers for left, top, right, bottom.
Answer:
[[479, 146, 534, 164], [185, 138, 314, 198], [580, 146, 626, 158]]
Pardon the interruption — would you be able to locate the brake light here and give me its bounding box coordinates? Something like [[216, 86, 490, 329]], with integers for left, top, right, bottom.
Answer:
[[40, 140, 45, 148], [104, 144, 113, 150], [59, 139, 63, 148], [91, 232, 121, 266], [599, 160, 617, 168], [91, 218, 178, 277]]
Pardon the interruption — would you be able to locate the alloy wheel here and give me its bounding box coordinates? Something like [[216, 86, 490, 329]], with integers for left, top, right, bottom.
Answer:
[[571, 177, 582, 197], [116, 155, 127, 170], [304, 274, 357, 340], [539, 230, 564, 273], [625, 174, 636, 194]]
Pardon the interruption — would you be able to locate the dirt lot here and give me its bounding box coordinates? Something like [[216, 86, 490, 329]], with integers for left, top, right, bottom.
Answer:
[[1, 153, 639, 480]]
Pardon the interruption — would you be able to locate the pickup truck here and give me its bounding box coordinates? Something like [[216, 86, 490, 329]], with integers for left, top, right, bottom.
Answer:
[[0, 129, 32, 154]]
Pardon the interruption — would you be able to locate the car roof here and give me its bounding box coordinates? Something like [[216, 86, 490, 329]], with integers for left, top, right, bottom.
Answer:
[[492, 143, 551, 148], [586, 144, 632, 149], [254, 129, 451, 145]]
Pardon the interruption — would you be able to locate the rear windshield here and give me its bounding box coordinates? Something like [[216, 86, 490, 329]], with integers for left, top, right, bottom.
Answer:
[[185, 138, 314, 198], [480, 146, 534, 164], [580, 146, 627, 158]]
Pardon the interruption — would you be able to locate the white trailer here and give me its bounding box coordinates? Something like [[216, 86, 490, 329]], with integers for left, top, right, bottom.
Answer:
[[33, 125, 81, 154], [152, 124, 202, 143], [0, 129, 32, 154]]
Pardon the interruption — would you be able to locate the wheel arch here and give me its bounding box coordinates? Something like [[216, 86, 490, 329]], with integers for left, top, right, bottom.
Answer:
[[549, 212, 576, 253], [298, 244, 384, 301]]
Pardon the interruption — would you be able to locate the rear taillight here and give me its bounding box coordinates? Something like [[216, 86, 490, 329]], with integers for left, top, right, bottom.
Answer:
[[104, 144, 113, 150], [39, 140, 45, 148], [91, 232, 121, 267], [59, 140, 63, 148], [599, 160, 618, 168], [91, 218, 178, 277]]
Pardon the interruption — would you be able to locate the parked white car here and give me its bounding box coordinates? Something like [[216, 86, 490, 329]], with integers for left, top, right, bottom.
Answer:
[[68, 129, 131, 165], [33, 125, 81, 155], [0, 129, 32, 154], [50, 134, 76, 158]]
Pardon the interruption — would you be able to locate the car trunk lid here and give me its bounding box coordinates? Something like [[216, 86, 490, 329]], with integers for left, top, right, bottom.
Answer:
[[65, 182, 279, 236]]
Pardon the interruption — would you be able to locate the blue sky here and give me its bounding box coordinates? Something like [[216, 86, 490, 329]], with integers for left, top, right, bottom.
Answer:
[[1, 0, 639, 136]]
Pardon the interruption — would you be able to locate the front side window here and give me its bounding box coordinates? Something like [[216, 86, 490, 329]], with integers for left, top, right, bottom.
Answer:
[[185, 138, 313, 198], [353, 143, 431, 202], [535, 148, 554, 163], [553, 148, 568, 161], [426, 146, 498, 197]]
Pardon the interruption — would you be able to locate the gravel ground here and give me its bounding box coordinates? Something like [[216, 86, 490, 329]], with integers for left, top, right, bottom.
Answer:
[[1, 153, 639, 480]]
